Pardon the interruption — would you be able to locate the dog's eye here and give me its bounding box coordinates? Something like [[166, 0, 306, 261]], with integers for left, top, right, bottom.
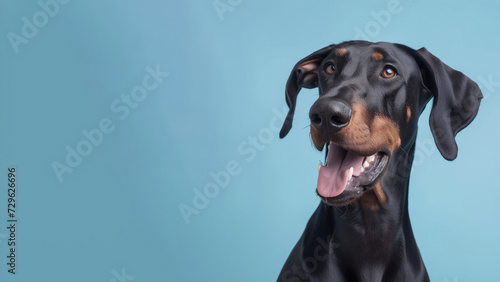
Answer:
[[325, 64, 336, 75], [381, 67, 397, 78]]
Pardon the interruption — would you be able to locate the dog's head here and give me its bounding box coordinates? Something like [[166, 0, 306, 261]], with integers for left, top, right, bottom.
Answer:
[[280, 41, 482, 207]]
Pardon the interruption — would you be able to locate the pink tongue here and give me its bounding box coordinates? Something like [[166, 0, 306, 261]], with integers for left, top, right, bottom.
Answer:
[[317, 143, 365, 198]]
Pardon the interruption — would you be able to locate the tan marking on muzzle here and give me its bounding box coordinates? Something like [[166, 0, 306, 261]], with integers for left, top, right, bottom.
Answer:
[[310, 124, 325, 151], [309, 103, 401, 155], [406, 106, 411, 123], [370, 115, 402, 153], [336, 103, 401, 155]]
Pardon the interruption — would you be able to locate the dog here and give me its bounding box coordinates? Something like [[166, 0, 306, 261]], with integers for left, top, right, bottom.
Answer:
[[277, 41, 482, 281]]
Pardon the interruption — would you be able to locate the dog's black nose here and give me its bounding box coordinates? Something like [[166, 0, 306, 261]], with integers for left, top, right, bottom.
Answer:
[[309, 100, 352, 132]]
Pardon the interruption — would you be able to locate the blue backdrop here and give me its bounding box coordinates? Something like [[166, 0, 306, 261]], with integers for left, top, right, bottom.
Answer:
[[0, 1, 499, 281]]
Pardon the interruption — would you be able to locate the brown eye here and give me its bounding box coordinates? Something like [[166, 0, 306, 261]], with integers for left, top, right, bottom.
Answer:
[[382, 66, 396, 78], [325, 63, 335, 75]]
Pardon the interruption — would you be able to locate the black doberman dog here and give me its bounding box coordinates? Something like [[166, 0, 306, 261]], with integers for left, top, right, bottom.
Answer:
[[277, 41, 482, 281]]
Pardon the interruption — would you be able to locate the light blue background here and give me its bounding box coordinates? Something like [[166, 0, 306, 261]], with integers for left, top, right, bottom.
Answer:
[[0, 0, 499, 281]]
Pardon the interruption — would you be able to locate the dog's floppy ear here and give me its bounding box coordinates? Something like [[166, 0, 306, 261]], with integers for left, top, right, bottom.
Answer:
[[416, 48, 483, 160], [279, 45, 335, 138]]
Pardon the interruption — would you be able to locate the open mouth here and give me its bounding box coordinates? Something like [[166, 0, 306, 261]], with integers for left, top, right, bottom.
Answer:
[[317, 142, 389, 205]]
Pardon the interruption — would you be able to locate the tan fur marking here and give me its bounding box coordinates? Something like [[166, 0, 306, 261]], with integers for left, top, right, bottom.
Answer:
[[309, 103, 401, 154], [335, 103, 401, 155], [370, 115, 402, 153], [337, 48, 347, 57], [406, 106, 411, 123], [310, 124, 325, 151], [372, 52, 384, 61], [360, 182, 387, 210]]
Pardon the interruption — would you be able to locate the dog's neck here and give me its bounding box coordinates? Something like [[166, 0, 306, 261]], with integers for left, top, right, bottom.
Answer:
[[319, 142, 424, 278]]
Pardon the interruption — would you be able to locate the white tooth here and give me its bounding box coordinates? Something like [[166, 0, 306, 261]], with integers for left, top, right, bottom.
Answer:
[[360, 166, 365, 173], [318, 163, 322, 172], [327, 143, 330, 151], [367, 154, 376, 163], [348, 167, 353, 181], [363, 159, 370, 168]]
